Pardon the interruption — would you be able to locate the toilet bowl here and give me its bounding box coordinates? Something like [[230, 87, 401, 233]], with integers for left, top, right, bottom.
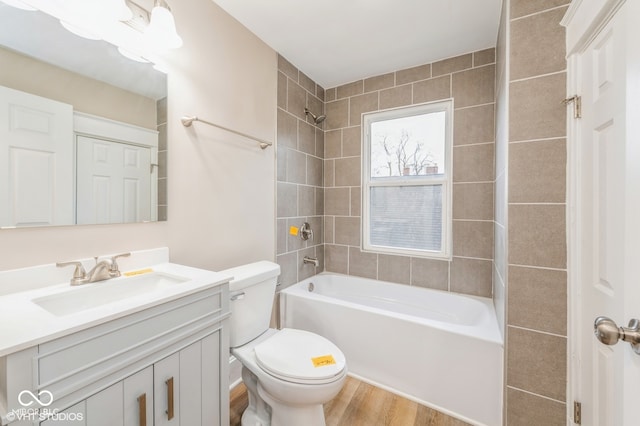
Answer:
[[221, 261, 347, 426]]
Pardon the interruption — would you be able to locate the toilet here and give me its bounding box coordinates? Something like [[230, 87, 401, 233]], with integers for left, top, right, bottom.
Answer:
[[222, 261, 347, 426]]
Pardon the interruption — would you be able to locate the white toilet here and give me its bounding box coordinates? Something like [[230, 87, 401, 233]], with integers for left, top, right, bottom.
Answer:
[[222, 261, 347, 426]]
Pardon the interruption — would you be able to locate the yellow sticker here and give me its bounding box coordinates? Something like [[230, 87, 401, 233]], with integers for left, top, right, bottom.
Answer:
[[289, 226, 299, 236], [311, 354, 336, 367], [123, 268, 154, 277]]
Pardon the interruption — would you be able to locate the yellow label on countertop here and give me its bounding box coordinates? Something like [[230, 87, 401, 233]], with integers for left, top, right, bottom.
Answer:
[[123, 268, 154, 277], [311, 354, 336, 367], [289, 226, 299, 236]]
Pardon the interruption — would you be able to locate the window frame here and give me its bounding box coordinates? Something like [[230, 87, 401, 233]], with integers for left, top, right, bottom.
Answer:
[[361, 99, 453, 259]]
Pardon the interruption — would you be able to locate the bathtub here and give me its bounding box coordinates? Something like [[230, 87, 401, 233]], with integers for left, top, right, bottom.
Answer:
[[279, 273, 503, 426]]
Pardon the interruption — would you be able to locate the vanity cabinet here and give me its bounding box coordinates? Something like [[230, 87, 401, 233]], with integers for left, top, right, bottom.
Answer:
[[1, 283, 229, 426]]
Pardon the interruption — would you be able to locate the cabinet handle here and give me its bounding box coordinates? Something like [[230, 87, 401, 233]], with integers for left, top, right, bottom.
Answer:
[[137, 393, 146, 426], [166, 377, 174, 420]]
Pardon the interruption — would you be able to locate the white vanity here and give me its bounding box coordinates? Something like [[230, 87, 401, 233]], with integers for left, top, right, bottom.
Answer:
[[0, 248, 231, 426]]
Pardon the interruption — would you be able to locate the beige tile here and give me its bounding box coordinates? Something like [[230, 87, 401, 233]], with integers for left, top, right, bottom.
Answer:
[[277, 182, 297, 217], [350, 92, 379, 126], [276, 219, 287, 255], [287, 80, 306, 120], [325, 188, 350, 216], [508, 265, 567, 335], [511, 0, 570, 19], [432, 53, 473, 77], [413, 75, 451, 104], [335, 157, 361, 187], [511, 7, 567, 81], [324, 159, 335, 187], [285, 149, 306, 184], [299, 71, 316, 95], [325, 130, 341, 158], [298, 186, 315, 217], [317, 85, 325, 102], [452, 220, 494, 259], [315, 187, 324, 216], [277, 109, 297, 149], [507, 326, 566, 401], [452, 143, 495, 183], [298, 121, 316, 155], [452, 183, 494, 221], [334, 216, 360, 246], [278, 54, 298, 81], [379, 84, 412, 110], [349, 247, 378, 279], [315, 127, 324, 158], [378, 255, 410, 284], [509, 139, 566, 203], [506, 387, 565, 426], [450, 257, 492, 297], [324, 216, 335, 244], [396, 64, 431, 85], [277, 146, 286, 181], [364, 73, 395, 92], [509, 72, 566, 142], [452, 65, 495, 108], [325, 244, 348, 274], [474, 48, 496, 67], [509, 204, 566, 269], [325, 99, 349, 130], [325, 87, 336, 102], [343, 126, 361, 157], [337, 80, 363, 99], [276, 252, 298, 287], [277, 71, 287, 109], [307, 156, 323, 187], [410, 257, 449, 291], [350, 187, 361, 217], [454, 104, 495, 146]]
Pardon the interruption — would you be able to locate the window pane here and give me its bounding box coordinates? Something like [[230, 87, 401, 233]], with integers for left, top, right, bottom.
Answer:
[[370, 111, 446, 178], [369, 185, 442, 251]]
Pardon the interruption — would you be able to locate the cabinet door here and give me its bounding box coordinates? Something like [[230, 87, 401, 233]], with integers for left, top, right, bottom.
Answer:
[[201, 332, 221, 425], [86, 382, 123, 426], [154, 353, 180, 425], [124, 366, 153, 426]]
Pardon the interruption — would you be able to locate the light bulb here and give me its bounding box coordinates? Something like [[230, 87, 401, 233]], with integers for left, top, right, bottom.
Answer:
[[145, 3, 182, 51]]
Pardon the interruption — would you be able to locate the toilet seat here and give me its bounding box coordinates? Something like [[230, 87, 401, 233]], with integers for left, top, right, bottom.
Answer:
[[254, 328, 346, 385]]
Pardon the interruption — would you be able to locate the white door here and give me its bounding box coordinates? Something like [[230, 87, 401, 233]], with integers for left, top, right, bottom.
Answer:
[[76, 135, 151, 224], [569, 2, 640, 425], [0, 85, 73, 227]]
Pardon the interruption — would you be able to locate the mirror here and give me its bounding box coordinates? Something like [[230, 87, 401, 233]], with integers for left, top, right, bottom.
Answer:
[[0, 3, 168, 228]]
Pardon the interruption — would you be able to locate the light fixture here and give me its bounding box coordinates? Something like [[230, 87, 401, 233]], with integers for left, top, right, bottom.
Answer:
[[144, 0, 182, 51]]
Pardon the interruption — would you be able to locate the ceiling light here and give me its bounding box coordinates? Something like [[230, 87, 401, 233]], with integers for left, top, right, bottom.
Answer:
[[145, 0, 182, 51]]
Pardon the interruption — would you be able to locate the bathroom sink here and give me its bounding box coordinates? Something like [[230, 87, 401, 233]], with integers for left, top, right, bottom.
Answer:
[[32, 272, 189, 316]]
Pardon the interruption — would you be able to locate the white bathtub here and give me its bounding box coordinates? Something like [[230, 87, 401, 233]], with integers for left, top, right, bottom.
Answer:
[[279, 273, 503, 426]]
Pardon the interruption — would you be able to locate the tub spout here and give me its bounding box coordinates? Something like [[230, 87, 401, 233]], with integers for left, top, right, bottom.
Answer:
[[303, 256, 319, 267]]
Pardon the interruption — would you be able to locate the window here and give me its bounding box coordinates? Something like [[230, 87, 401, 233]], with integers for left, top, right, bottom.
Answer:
[[362, 100, 452, 259]]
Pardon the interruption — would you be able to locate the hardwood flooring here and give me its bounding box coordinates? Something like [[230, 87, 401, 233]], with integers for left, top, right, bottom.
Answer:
[[230, 376, 471, 426]]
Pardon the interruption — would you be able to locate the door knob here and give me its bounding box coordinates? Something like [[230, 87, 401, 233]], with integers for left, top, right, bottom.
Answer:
[[594, 316, 640, 355]]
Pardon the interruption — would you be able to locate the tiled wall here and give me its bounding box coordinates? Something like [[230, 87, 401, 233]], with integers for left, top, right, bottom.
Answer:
[[157, 97, 168, 221], [276, 55, 326, 287], [503, 1, 569, 424], [323, 49, 496, 297]]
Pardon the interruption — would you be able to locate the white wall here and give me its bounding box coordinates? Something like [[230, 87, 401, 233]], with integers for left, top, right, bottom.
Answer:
[[0, 0, 277, 272]]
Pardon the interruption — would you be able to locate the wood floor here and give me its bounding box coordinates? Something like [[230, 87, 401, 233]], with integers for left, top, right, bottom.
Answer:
[[230, 376, 471, 426]]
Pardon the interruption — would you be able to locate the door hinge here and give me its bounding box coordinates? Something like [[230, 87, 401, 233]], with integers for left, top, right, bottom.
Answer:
[[563, 95, 582, 119], [574, 401, 582, 424]]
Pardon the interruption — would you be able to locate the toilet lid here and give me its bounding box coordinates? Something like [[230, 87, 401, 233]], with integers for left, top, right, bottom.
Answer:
[[254, 328, 346, 384]]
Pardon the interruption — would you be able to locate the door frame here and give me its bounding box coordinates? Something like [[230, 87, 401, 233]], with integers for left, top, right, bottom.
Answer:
[[562, 0, 626, 423]]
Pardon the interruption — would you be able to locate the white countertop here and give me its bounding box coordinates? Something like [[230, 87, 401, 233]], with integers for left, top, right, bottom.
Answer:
[[0, 249, 231, 358]]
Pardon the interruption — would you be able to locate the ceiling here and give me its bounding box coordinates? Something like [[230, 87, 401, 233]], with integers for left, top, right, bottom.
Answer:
[[211, 0, 503, 89]]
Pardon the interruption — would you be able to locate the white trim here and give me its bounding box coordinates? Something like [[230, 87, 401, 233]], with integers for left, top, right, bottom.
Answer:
[[562, 0, 626, 54]]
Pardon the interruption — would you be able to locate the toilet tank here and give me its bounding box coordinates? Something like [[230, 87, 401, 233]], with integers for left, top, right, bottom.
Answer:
[[220, 261, 281, 348]]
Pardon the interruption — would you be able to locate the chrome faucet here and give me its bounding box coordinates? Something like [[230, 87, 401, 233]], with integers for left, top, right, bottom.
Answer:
[[57, 252, 131, 285], [303, 256, 319, 267]]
